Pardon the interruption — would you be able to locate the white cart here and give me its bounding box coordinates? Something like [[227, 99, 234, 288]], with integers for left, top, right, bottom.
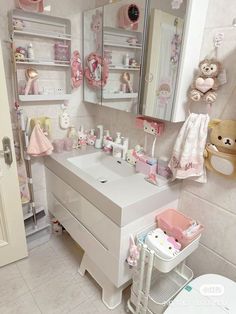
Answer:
[[127, 224, 201, 314]]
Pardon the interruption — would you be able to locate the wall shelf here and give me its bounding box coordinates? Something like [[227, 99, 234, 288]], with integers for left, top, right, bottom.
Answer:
[[13, 29, 71, 41], [102, 92, 138, 100], [11, 9, 72, 104], [16, 60, 70, 67], [19, 94, 71, 102], [104, 42, 142, 49], [109, 65, 140, 71]]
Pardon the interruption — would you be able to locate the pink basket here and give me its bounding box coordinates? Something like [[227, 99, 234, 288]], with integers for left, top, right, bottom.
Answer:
[[156, 209, 204, 247]]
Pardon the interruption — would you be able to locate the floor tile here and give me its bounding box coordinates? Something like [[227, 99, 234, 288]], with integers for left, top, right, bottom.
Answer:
[[16, 241, 76, 291], [31, 270, 86, 314], [0, 292, 41, 314], [0, 263, 29, 306]]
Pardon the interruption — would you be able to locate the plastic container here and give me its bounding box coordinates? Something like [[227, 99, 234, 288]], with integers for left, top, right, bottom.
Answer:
[[156, 209, 204, 247], [136, 224, 201, 273], [54, 42, 69, 62], [130, 264, 193, 314], [52, 139, 64, 153], [64, 138, 73, 151]]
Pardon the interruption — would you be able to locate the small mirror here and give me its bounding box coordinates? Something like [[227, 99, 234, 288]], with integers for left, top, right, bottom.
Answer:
[[142, 0, 187, 121]]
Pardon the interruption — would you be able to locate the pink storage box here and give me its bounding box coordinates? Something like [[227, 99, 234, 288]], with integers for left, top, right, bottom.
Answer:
[[156, 209, 204, 247]]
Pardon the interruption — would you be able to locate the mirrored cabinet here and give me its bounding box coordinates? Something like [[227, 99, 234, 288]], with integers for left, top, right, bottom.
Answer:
[[83, 0, 209, 122], [83, 0, 147, 113]]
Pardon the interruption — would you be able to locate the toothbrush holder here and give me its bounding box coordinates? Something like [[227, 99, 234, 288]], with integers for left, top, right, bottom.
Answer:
[[136, 160, 157, 176]]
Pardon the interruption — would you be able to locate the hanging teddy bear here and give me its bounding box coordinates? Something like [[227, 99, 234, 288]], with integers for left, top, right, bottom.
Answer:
[[189, 58, 222, 104]]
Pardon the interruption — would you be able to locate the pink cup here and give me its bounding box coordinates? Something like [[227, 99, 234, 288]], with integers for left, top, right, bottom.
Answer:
[[64, 138, 73, 151], [52, 139, 64, 153]]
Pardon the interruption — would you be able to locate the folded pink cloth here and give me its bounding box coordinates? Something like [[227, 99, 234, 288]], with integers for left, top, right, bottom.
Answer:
[[27, 123, 53, 156]]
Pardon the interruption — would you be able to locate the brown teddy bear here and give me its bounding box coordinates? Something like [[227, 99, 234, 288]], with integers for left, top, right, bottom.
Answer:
[[204, 119, 236, 178], [189, 59, 222, 104]]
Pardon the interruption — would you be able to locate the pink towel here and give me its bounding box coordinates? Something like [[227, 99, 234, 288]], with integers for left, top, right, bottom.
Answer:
[[27, 123, 53, 156]]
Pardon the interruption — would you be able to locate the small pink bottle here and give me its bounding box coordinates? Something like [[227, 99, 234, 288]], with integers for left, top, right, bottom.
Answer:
[[103, 130, 113, 154]]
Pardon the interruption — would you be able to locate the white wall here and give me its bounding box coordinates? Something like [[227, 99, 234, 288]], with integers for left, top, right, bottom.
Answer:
[[95, 0, 236, 280], [0, 0, 97, 211]]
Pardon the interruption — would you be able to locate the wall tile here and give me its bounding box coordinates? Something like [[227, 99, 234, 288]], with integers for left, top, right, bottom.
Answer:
[[187, 244, 236, 283], [180, 191, 236, 265]]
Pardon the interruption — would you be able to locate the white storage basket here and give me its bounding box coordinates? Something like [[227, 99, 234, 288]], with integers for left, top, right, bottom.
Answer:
[[130, 263, 193, 314], [136, 224, 201, 273]]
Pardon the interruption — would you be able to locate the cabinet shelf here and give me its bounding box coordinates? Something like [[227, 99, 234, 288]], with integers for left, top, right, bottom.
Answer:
[[19, 94, 71, 102], [109, 65, 140, 71], [104, 26, 142, 37], [104, 42, 142, 50], [16, 60, 70, 67], [102, 92, 138, 100], [13, 29, 72, 41]]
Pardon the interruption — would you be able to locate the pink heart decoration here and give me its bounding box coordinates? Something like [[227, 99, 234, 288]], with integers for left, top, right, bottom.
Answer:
[[195, 77, 214, 93]]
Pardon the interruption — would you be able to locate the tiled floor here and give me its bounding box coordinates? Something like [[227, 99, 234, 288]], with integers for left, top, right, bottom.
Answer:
[[0, 232, 130, 314]]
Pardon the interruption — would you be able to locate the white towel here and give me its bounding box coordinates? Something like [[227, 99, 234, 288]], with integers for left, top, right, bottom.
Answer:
[[168, 113, 209, 183]]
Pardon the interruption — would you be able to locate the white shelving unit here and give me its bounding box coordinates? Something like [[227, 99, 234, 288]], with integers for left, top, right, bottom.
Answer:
[[9, 9, 71, 248], [10, 9, 72, 104], [19, 94, 71, 102]]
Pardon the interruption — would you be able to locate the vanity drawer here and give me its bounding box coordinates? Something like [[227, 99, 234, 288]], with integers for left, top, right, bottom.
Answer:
[[48, 192, 120, 285], [46, 169, 120, 254]]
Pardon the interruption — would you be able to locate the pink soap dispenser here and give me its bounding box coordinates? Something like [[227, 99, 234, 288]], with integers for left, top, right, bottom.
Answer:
[[87, 129, 96, 146], [103, 130, 113, 154]]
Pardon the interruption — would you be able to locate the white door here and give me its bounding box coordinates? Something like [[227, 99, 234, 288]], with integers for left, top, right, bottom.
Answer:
[[0, 41, 28, 267]]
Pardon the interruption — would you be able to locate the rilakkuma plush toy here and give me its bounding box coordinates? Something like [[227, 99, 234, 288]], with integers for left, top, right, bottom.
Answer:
[[204, 119, 236, 179], [189, 59, 222, 104], [206, 119, 236, 154]]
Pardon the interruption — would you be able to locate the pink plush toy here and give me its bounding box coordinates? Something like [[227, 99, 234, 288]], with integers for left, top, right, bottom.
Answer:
[[126, 235, 140, 268], [71, 50, 83, 89]]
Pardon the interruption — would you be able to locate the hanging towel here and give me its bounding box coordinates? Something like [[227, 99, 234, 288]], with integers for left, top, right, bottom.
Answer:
[[27, 123, 53, 156], [168, 113, 210, 183]]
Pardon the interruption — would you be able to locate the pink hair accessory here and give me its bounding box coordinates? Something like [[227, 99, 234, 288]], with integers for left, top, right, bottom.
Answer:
[[118, 4, 140, 30], [71, 50, 83, 89], [84, 52, 109, 89], [17, 0, 44, 12], [126, 235, 140, 268]]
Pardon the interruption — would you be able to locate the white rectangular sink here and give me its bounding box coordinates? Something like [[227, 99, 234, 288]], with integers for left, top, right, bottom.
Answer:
[[67, 152, 136, 183]]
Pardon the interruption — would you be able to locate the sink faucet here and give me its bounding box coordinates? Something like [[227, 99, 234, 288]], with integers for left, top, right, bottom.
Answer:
[[105, 137, 129, 160]]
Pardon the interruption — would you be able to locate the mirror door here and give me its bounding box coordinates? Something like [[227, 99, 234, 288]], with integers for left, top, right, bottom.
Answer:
[[142, 0, 186, 120]]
